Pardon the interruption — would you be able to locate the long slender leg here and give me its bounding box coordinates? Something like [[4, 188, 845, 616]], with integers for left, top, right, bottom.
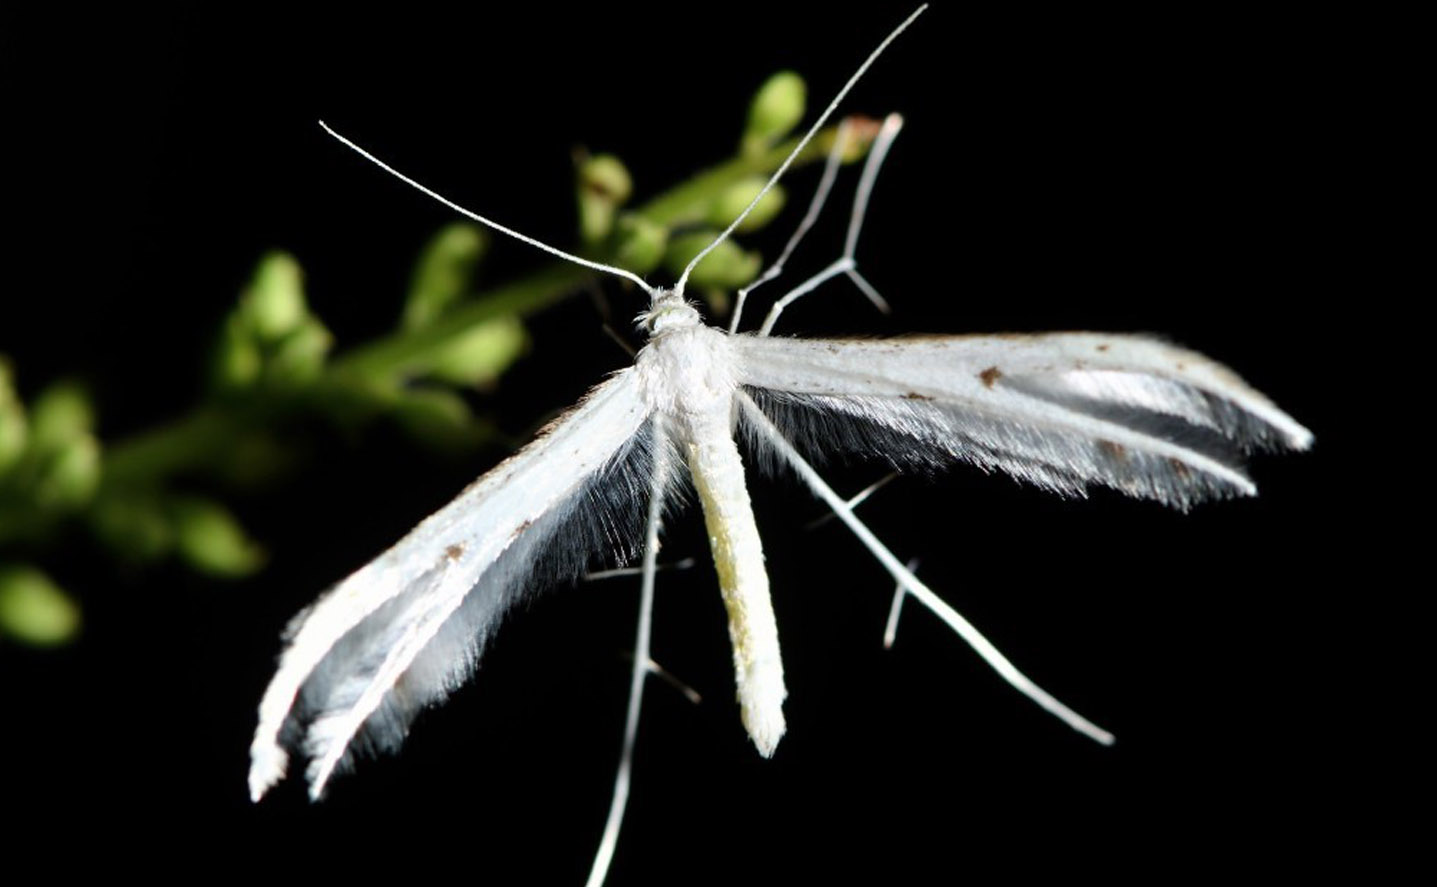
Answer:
[[583, 557, 695, 582], [737, 393, 1115, 746], [729, 119, 855, 334], [600, 323, 638, 360], [883, 558, 919, 650], [585, 435, 671, 887], [758, 113, 905, 337], [641, 657, 703, 706], [804, 472, 896, 530], [676, 5, 928, 298]]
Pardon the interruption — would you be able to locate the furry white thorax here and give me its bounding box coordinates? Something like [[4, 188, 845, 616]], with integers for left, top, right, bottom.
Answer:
[[635, 291, 740, 420]]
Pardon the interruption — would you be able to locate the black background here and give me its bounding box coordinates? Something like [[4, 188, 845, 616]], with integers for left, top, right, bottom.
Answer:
[[4, 4, 1369, 882]]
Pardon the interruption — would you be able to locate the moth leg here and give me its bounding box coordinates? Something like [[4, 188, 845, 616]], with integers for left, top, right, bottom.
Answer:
[[582, 557, 695, 582], [803, 471, 896, 530], [884, 558, 920, 650], [585, 552, 702, 704], [643, 656, 703, 706], [729, 119, 855, 334], [586, 432, 671, 887], [736, 392, 1116, 746], [757, 113, 905, 337]]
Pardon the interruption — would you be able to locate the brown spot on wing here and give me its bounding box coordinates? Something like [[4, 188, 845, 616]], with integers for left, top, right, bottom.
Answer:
[[901, 392, 933, 400], [1169, 458, 1192, 479], [1096, 344, 1110, 352], [508, 518, 534, 543], [979, 366, 1002, 388], [445, 544, 465, 561], [1097, 440, 1128, 462]]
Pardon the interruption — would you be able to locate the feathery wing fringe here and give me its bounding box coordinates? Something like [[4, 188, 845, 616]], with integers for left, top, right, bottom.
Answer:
[[734, 333, 1311, 509], [250, 370, 660, 801]]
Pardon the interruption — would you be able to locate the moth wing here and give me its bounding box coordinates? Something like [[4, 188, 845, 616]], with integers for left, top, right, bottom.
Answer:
[[732, 333, 1311, 508], [250, 368, 657, 800]]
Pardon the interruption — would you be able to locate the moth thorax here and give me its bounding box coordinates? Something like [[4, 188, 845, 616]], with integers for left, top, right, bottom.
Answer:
[[640, 289, 702, 337]]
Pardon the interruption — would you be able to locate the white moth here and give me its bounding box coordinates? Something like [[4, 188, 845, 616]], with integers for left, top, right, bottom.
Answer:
[[249, 6, 1309, 884]]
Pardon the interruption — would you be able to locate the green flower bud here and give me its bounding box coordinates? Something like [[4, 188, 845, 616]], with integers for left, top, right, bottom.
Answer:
[[579, 197, 617, 247], [29, 380, 93, 454], [267, 317, 333, 386], [828, 115, 882, 164], [90, 493, 174, 563], [741, 71, 806, 157], [665, 231, 762, 290], [577, 154, 634, 244], [212, 314, 264, 391], [0, 356, 16, 404], [708, 178, 786, 234], [0, 362, 25, 475], [404, 224, 489, 331], [172, 496, 265, 577], [0, 405, 24, 477], [611, 214, 668, 275], [579, 154, 633, 205], [0, 565, 81, 646], [429, 316, 528, 389], [391, 387, 490, 451], [35, 436, 101, 510], [241, 251, 307, 343]]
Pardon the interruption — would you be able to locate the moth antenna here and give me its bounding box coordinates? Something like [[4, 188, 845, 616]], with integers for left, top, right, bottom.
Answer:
[[318, 121, 657, 297], [676, 4, 929, 297]]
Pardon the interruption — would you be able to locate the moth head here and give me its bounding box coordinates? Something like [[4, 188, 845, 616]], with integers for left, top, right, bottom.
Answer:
[[638, 289, 701, 337]]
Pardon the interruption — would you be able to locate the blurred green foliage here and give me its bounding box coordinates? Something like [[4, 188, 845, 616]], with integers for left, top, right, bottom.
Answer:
[[0, 565, 80, 646], [0, 70, 883, 645]]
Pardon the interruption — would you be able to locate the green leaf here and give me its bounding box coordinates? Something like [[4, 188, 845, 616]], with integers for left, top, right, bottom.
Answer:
[[0, 565, 81, 646]]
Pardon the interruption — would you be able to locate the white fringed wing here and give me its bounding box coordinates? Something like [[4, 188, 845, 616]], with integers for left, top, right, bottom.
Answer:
[[733, 333, 1311, 507], [249, 369, 656, 801]]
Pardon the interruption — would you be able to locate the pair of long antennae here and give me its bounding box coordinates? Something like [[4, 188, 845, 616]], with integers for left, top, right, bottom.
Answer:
[[318, 4, 928, 302]]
